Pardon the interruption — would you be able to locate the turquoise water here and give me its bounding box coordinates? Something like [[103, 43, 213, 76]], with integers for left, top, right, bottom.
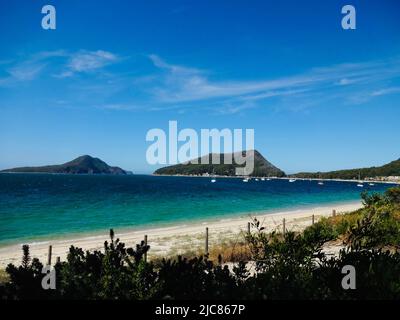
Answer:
[[0, 174, 394, 246]]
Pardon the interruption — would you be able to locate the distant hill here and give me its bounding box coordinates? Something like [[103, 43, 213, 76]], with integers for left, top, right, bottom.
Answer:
[[292, 158, 400, 180], [154, 150, 286, 177], [1, 155, 127, 175]]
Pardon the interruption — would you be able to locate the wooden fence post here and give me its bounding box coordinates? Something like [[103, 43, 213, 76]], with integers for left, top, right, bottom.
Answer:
[[144, 235, 148, 262], [47, 245, 52, 266], [332, 209, 336, 217], [247, 222, 250, 234], [312, 214, 315, 225], [282, 218, 286, 237], [56, 256, 60, 264], [205, 227, 209, 255]]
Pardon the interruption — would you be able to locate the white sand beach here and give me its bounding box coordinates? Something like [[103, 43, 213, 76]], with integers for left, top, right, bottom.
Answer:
[[0, 201, 362, 268]]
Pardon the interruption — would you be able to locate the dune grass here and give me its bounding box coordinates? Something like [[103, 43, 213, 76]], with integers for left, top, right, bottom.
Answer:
[[0, 269, 9, 284]]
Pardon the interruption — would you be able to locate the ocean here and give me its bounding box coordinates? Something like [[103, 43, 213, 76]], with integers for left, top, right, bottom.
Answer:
[[0, 173, 394, 246]]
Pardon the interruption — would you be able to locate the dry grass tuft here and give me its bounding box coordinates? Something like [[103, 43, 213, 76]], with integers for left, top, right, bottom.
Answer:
[[208, 241, 252, 263], [0, 269, 9, 284]]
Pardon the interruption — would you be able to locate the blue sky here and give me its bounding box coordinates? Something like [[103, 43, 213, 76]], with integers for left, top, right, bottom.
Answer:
[[0, 0, 400, 173]]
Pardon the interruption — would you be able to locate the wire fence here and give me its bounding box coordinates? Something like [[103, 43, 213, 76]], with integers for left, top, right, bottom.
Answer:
[[42, 209, 341, 266]]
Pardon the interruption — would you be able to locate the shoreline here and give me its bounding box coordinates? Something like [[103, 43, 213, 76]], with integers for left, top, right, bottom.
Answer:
[[153, 173, 400, 184], [0, 199, 360, 248], [2, 171, 399, 185], [0, 200, 362, 268]]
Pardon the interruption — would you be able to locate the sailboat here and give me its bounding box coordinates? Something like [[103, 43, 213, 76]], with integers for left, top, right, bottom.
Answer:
[[242, 178, 249, 182], [357, 172, 364, 187], [210, 170, 217, 183], [289, 178, 296, 183], [318, 174, 324, 185]]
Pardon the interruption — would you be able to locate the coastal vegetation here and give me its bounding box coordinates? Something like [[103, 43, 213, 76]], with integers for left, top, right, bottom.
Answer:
[[293, 158, 400, 180], [1, 186, 400, 300], [155, 148, 400, 181]]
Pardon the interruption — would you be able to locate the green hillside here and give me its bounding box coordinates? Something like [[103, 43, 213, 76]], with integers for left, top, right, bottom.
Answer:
[[154, 150, 285, 177], [293, 158, 400, 180], [1, 155, 127, 175]]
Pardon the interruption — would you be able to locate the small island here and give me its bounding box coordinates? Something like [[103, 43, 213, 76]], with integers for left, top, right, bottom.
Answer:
[[154, 150, 286, 177], [0, 155, 129, 175]]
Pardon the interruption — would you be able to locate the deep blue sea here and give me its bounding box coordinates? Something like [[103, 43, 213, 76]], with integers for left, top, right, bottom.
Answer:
[[0, 173, 394, 246]]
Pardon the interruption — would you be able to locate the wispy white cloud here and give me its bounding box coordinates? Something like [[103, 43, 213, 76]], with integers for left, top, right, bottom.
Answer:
[[371, 86, 400, 96], [146, 55, 400, 108], [55, 50, 119, 78], [7, 63, 45, 81], [66, 50, 118, 74], [96, 103, 141, 111], [215, 101, 257, 115], [0, 50, 119, 84], [0, 50, 67, 84], [2, 50, 400, 115], [347, 85, 400, 105], [54, 54, 400, 114], [237, 88, 312, 102], [148, 54, 201, 75], [33, 50, 67, 60], [336, 78, 359, 85]]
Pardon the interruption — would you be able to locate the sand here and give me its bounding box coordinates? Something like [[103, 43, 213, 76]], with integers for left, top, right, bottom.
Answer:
[[0, 201, 362, 268]]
